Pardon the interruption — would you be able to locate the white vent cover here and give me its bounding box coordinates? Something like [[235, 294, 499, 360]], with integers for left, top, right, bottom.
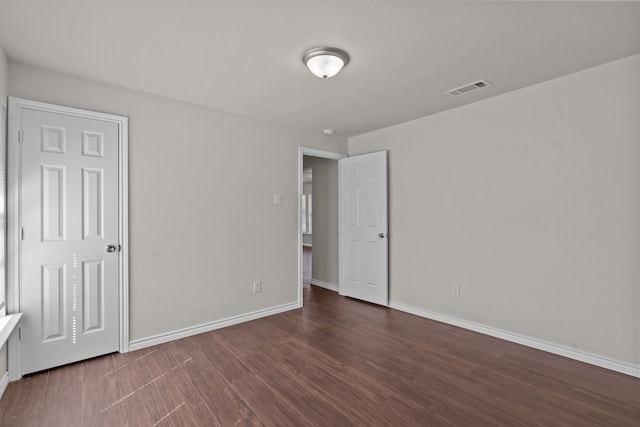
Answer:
[[445, 79, 493, 97]]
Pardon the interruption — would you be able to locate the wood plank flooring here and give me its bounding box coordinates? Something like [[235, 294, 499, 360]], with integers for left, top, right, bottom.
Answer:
[[1, 286, 638, 426]]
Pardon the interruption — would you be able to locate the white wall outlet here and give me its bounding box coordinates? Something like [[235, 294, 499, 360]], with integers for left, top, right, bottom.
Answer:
[[253, 281, 262, 293], [273, 193, 281, 205], [451, 284, 460, 297]]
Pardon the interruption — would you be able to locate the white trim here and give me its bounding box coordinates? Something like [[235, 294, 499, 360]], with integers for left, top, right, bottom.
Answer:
[[129, 301, 299, 351], [0, 314, 21, 384], [7, 334, 19, 382], [7, 97, 129, 380], [118, 111, 130, 354], [0, 371, 9, 401], [0, 102, 6, 318], [389, 300, 640, 378], [0, 313, 22, 350], [7, 99, 21, 327], [310, 279, 339, 292], [301, 147, 346, 161], [298, 147, 346, 308], [7, 97, 21, 380]]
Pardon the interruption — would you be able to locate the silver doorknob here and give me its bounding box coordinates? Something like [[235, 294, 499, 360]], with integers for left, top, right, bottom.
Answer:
[[378, 233, 386, 239], [106, 245, 117, 253]]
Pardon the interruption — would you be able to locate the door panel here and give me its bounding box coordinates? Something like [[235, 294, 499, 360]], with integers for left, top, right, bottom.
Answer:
[[41, 263, 65, 341], [20, 107, 119, 374], [41, 165, 66, 241], [82, 168, 104, 239], [339, 151, 388, 305], [82, 259, 104, 332]]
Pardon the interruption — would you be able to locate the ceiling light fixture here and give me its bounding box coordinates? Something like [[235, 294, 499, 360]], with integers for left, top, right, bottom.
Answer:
[[303, 47, 350, 79]]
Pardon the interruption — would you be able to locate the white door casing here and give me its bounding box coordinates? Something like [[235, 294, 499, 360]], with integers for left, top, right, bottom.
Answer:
[[7, 98, 129, 378], [339, 151, 388, 305]]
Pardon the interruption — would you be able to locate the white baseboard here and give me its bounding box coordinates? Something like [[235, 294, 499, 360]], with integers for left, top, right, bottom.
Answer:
[[129, 302, 299, 352], [389, 300, 640, 378], [310, 279, 339, 292], [0, 371, 9, 401]]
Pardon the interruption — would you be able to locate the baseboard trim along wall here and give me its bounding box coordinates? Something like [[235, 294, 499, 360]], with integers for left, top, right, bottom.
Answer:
[[0, 371, 9, 401], [310, 279, 339, 292], [389, 300, 640, 378], [129, 302, 299, 352]]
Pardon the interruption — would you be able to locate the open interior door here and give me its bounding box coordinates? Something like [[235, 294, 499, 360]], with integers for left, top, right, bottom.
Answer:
[[339, 151, 388, 305]]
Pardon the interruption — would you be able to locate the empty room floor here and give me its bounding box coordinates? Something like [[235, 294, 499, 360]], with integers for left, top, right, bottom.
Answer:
[[0, 286, 638, 426]]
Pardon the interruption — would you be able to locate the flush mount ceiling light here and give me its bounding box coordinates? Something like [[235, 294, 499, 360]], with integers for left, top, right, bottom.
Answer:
[[303, 47, 350, 79]]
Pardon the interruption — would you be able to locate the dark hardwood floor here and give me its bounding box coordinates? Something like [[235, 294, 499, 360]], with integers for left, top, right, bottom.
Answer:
[[1, 285, 638, 426]]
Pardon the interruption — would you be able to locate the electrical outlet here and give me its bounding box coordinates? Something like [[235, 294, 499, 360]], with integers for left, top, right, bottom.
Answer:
[[451, 284, 460, 297], [253, 281, 262, 293]]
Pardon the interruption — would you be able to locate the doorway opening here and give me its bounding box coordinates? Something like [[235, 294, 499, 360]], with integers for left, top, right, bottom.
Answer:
[[297, 148, 345, 307]]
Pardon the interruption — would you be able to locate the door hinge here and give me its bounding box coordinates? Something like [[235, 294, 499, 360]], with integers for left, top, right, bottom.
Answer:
[[18, 129, 23, 143], [18, 326, 22, 341], [21, 228, 24, 240]]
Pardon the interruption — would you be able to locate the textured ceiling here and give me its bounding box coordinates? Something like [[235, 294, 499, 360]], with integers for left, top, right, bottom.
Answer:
[[1, 1, 639, 137]]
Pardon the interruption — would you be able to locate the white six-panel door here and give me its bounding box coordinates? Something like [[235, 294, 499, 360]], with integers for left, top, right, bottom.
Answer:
[[18, 105, 121, 374], [339, 151, 388, 305]]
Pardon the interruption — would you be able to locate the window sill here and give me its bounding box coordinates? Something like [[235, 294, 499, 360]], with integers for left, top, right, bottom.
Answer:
[[0, 313, 22, 349]]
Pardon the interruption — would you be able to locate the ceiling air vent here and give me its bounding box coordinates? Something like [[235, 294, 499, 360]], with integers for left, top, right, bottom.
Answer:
[[445, 79, 493, 97]]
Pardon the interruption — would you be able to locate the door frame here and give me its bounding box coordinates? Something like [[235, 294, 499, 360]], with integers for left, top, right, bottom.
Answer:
[[6, 97, 129, 380], [297, 147, 346, 307]]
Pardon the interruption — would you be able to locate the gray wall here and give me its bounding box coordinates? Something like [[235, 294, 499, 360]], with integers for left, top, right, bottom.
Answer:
[[8, 62, 348, 342], [303, 156, 339, 287], [349, 54, 640, 365]]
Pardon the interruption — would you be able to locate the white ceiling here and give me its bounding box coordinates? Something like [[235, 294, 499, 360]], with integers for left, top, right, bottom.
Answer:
[[1, 1, 639, 137]]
